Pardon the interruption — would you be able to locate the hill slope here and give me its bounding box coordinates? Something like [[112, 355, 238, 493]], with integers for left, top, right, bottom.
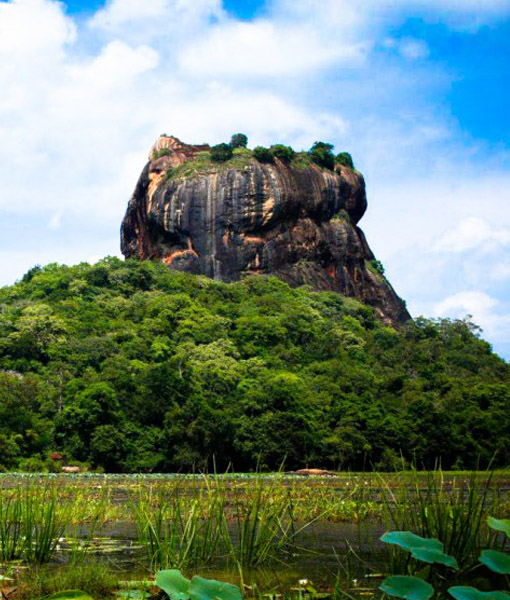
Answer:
[[0, 259, 508, 472]]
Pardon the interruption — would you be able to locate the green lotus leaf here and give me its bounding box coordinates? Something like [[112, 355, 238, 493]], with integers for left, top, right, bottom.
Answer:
[[189, 576, 243, 600], [449, 586, 510, 600], [479, 550, 510, 574], [155, 569, 191, 600], [47, 592, 94, 600], [380, 576, 434, 600], [410, 547, 459, 570], [381, 531, 443, 552], [487, 517, 510, 538]]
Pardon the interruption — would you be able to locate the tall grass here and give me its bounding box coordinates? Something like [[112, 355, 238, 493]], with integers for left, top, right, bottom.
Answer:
[[0, 483, 69, 565], [132, 477, 228, 569], [0, 486, 24, 561], [225, 474, 298, 566], [130, 473, 315, 570], [379, 469, 505, 571], [15, 562, 119, 600]]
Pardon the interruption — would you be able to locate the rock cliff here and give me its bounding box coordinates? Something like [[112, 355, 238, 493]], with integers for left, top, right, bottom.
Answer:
[[121, 136, 410, 325]]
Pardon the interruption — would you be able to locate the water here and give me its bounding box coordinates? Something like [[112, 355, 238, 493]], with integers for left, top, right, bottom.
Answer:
[[51, 519, 388, 591]]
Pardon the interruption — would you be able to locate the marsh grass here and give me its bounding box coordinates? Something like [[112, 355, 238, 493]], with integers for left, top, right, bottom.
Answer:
[[0, 486, 23, 561], [225, 475, 298, 566], [0, 483, 69, 565], [131, 477, 228, 570], [15, 562, 120, 600], [379, 469, 507, 573], [130, 474, 318, 570]]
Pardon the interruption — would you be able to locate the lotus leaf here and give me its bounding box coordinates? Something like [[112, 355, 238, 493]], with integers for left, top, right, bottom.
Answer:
[[449, 586, 510, 600], [479, 550, 510, 574], [189, 576, 243, 600], [380, 576, 434, 600], [381, 532, 443, 552], [487, 518, 510, 538], [47, 592, 94, 600], [410, 547, 459, 570], [155, 569, 191, 600]]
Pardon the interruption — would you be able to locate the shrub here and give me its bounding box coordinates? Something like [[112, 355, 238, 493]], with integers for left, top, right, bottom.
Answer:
[[311, 141, 334, 152], [371, 259, 385, 275], [230, 133, 248, 148], [210, 143, 233, 162], [252, 146, 274, 163], [309, 141, 335, 170], [270, 144, 295, 163], [154, 148, 172, 159], [336, 152, 354, 169]]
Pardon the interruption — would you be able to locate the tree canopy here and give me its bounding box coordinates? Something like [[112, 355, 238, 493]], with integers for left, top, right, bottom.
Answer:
[[0, 258, 508, 473]]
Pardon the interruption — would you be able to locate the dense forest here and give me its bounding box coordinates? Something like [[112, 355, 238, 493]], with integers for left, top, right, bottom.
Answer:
[[0, 258, 509, 473]]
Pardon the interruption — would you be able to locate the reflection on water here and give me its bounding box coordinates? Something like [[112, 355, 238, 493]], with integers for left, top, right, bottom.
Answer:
[[54, 519, 389, 589]]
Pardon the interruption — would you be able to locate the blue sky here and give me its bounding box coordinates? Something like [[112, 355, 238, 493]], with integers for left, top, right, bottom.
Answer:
[[0, 0, 509, 358]]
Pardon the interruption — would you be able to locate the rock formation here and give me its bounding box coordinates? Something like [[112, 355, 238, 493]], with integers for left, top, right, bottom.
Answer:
[[121, 136, 410, 325]]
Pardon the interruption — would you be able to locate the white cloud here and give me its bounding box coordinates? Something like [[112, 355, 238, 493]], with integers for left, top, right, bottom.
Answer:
[[49, 212, 62, 231], [398, 38, 430, 60], [89, 0, 225, 43], [271, 0, 510, 31], [0, 0, 76, 57], [435, 291, 498, 317], [180, 20, 366, 77], [433, 292, 510, 354], [434, 217, 510, 253]]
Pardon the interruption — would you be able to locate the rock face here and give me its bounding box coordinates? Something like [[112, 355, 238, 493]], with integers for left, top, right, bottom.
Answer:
[[121, 136, 410, 325]]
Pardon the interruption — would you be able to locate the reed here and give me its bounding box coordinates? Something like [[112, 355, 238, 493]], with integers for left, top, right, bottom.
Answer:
[[131, 477, 229, 569], [379, 469, 504, 571], [0, 482, 70, 565], [0, 487, 24, 561], [130, 473, 313, 569], [225, 474, 297, 566]]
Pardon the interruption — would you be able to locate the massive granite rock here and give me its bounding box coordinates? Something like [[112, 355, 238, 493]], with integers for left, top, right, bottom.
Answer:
[[121, 136, 410, 325]]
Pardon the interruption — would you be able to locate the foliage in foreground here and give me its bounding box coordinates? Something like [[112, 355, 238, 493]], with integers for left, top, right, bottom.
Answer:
[[379, 517, 510, 600], [0, 258, 509, 472]]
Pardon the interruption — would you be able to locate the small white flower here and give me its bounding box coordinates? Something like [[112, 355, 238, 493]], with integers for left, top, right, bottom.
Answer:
[[299, 579, 309, 586]]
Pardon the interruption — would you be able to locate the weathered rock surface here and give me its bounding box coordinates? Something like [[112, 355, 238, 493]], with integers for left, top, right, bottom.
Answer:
[[121, 136, 410, 325]]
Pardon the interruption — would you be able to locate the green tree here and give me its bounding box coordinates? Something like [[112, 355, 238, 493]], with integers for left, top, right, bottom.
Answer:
[[230, 133, 248, 148], [210, 143, 233, 162], [252, 146, 274, 163], [336, 152, 354, 168], [270, 144, 295, 163], [309, 141, 335, 170]]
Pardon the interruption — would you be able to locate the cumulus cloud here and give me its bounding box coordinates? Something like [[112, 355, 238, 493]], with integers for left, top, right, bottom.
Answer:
[[89, 0, 225, 43], [435, 291, 498, 317], [433, 292, 510, 354], [434, 217, 510, 253], [179, 20, 366, 77], [0, 0, 76, 57], [271, 0, 510, 31]]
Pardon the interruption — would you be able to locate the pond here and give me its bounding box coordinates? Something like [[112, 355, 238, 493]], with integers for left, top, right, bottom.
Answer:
[[1, 471, 508, 599]]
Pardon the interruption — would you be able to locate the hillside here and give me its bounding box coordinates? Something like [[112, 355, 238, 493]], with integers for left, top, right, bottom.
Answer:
[[0, 258, 508, 473]]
